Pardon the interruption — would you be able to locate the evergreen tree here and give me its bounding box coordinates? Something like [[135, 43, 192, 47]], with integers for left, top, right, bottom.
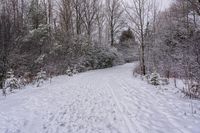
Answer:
[[149, 71, 160, 86], [5, 69, 20, 93], [29, 0, 46, 29], [119, 28, 135, 43]]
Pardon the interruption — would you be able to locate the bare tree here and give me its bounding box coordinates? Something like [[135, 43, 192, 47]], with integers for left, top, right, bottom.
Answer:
[[72, 0, 83, 35], [106, 0, 124, 46], [186, 0, 200, 15], [96, 1, 105, 45], [21, 0, 25, 27], [124, 0, 153, 75], [144, 0, 161, 73], [81, 0, 99, 42], [47, 0, 53, 26], [28, 0, 47, 29], [59, 0, 73, 36], [0, 1, 15, 95]]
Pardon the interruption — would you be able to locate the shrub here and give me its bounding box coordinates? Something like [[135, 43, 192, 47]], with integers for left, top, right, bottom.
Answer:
[[119, 28, 135, 43], [149, 72, 160, 86], [160, 78, 170, 85], [80, 45, 124, 71], [4, 69, 20, 93], [35, 70, 47, 87], [65, 66, 78, 77], [66, 67, 73, 77], [183, 83, 200, 99]]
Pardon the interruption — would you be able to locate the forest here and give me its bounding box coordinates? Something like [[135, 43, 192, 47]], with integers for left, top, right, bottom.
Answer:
[[0, 0, 200, 98]]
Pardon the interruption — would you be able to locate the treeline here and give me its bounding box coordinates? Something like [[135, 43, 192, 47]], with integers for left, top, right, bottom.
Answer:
[[0, 0, 199, 98], [0, 0, 137, 94], [144, 0, 200, 98]]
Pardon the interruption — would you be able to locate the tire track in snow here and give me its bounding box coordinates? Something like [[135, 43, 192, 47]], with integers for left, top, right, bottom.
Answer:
[[42, 75, 129, 133], [1, 63, 200, 133], [105, 79, 138, 133], [107, 73, 193, 133]]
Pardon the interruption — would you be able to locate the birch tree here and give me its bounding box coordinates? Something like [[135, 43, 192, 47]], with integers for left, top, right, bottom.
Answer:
[[124, 0, 153, 75], [81, 0, 99, 42], [106, 0, 124, 46], [96, 1, 105, 45], [59, 0, 73, 36], [73, 0, 83, 35]]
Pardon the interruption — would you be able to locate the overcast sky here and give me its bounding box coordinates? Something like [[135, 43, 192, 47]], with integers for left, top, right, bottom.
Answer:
[[159, 0, 173, 10], [125, 0, 173, 11]]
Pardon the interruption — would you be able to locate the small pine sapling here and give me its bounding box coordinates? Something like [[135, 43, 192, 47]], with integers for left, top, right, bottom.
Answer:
[[5, 69, 20, 92], [36, 70, 47, 87], [72, 66, 78, 75], [66, 67, 73, 77], [149, 71, 160, 86]]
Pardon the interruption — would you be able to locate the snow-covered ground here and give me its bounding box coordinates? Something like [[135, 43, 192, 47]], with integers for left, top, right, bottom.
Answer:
[[0, 63, 200, 133]]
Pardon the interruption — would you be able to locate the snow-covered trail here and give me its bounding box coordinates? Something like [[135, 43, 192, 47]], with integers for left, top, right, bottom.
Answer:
[[0, 63, 200, 133]]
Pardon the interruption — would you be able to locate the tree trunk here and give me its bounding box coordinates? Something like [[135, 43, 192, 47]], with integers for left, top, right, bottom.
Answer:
[[141, 39, 146, 75]]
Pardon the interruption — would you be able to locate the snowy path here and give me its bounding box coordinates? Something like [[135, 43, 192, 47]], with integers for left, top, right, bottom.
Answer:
[[0, 63, 200, 133]]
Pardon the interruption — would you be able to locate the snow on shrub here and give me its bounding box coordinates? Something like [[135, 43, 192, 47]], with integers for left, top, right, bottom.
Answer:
[[81, 45, 124, 71], [66, 66, 78, 77], [35, 70, 47, 87], [183, 83, 200, 99], [72, 66, 78, 75], [160, 78, 170, 85], [4, 69, 20, 92], [66, 67, 73, 77], [147, 71, 169, 86], [148, 72, 160, 86], [189, 84, 200, 98]]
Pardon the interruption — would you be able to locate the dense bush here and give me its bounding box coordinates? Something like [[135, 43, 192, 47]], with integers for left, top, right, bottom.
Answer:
[[183, 83, 200, 99], [119, 28, 135, 44], [35, 70, 47, 87], [81, 45, 123, 70], [9, 24, 51, 78], [44, 35, 124, 76]]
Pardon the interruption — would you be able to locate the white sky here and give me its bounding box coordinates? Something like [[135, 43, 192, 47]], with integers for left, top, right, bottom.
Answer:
[[159, 0, 173, 10], [126, 0, 173, 11]]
